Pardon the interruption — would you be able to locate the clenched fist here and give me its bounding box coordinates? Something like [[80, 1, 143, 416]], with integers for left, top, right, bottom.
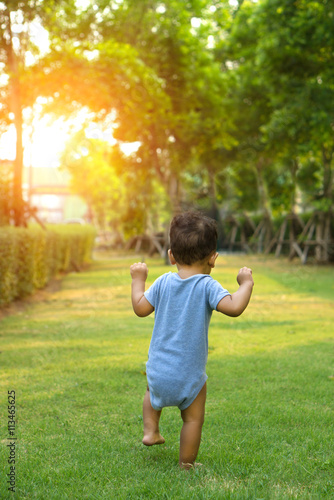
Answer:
[[130, 262, 149, 281], [236, 267, 254, 287]]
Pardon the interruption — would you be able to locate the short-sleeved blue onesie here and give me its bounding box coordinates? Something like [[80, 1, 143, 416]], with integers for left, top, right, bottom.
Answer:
[[144, 272, 230, 411]]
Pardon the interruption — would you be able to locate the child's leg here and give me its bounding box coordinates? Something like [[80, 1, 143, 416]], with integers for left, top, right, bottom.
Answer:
[[179, 382, 206, 469], [142, 387, 165, 446]]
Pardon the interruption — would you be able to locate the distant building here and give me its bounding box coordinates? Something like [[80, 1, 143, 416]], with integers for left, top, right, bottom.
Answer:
[[23, 167, 88, 223]]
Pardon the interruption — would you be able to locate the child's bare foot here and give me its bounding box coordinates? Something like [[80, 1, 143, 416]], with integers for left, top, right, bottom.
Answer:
[[180, 462, 203, 470], [142, 432, 165, 446]]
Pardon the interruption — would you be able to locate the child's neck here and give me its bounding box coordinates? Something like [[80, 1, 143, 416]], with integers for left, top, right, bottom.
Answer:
[[176, 262, 212, 279]]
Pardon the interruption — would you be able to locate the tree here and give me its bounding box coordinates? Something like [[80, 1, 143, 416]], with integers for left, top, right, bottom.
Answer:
[[0, 0, 78, 226], [213, 0, 276, 218], [0, 161, 12, 225], [258, 0, 334, 211], [1, 1, 28, 226], [41, 0, 235, 214], [61, 129, 169, 237]]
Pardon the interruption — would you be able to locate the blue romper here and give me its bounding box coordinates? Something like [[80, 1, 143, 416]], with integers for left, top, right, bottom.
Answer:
[[144, 272, 230, 411]]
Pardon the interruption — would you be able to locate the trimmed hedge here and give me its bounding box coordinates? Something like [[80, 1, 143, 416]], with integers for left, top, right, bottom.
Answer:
[[0, 225, 96, 307]]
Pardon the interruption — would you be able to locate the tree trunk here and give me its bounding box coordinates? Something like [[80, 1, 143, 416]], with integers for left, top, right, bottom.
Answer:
[[254, 158, 272, 251], [322, 146, 333, 204], [5, 6, 25, 226], [207, 167, 225, 248], [290, 158, 299, 213], [254, 158, 271, 218], [315, 211, 332, 263], [168, 171, 181, 215], [13, 109, 24, 226]]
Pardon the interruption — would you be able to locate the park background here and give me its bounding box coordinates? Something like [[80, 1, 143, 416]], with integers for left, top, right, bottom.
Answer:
[[1, 0, 334, 498], [0, 0, 334, 263]]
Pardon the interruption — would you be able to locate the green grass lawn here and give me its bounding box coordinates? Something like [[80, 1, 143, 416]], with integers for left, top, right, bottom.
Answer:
[[1, 253, 334, 499]]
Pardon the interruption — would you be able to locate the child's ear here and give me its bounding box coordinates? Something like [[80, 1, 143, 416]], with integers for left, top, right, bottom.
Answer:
[[209, 252, 219, 268], [168, 249, 176, 265]]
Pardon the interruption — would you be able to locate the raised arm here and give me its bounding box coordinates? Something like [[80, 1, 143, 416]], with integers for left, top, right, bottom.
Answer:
[[217, 267, 254, 317], [130, 262, 155, 317]]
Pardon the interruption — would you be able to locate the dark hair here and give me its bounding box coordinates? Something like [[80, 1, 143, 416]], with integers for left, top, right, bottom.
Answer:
[[169, 211, 218, 265]]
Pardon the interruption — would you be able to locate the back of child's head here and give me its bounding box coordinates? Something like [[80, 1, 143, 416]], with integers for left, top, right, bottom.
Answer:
[[169, 211, 218, 265]]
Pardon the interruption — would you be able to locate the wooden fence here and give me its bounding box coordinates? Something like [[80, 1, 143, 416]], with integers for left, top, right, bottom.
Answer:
[[126, 211, 333, 265]]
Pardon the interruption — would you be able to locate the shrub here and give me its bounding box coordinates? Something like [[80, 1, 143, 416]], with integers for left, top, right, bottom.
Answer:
[[0, 225, 96, 307]]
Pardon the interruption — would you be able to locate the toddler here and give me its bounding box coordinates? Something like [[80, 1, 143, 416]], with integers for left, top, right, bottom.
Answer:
[[130, 211, 254, 469]]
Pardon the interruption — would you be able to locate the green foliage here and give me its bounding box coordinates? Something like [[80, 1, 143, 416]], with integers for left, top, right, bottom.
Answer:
[[32, 0, 237, 214], [218, 0, 334, 215], [1, 0, 334, 227], [60, 132, 169, 236], [0, 225, 95, 307]]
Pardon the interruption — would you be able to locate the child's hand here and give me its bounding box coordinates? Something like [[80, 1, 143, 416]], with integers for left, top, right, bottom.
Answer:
[[218, 266, 254, 317], [130, 262, 149, 281], [236, 267, 254, 286]]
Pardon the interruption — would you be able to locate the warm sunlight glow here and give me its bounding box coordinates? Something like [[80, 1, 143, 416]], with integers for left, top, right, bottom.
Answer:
[[0, 4, 139, 171], [29, 118, 72, 168], [0, 117, 81, 168], [0, 109, 141, 168]]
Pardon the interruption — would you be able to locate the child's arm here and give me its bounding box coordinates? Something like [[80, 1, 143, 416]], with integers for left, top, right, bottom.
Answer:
[[130, 262, 155, 317], [217, 267, 254, 317]]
